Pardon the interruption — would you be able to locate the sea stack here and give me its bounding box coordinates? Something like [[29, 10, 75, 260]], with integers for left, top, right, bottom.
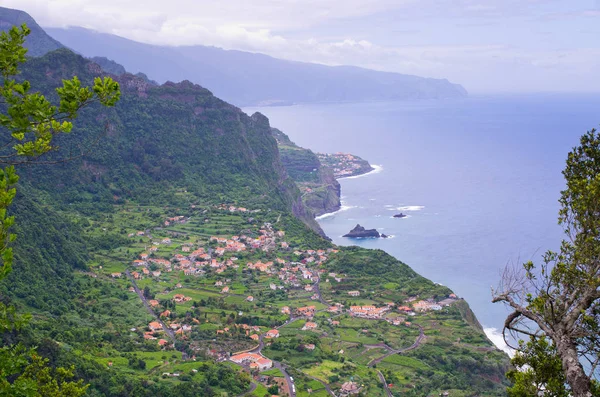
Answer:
[[343, 224, 381, 238]]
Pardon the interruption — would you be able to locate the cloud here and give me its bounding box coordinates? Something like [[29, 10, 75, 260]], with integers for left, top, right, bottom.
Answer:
[[5, 0, 564, 35], [3, 0, 600, 92]]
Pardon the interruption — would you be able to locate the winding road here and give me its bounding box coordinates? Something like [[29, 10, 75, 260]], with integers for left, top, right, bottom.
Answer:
[[125, 269, 189, 360], [368, 324, 425, 367], [304, 373, 335, 396], [243, 330, 296, 397]]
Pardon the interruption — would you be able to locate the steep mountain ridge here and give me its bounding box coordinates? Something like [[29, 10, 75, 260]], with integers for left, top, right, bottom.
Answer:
[[44, 25, 467, 106], [13, 48, 321, 233]]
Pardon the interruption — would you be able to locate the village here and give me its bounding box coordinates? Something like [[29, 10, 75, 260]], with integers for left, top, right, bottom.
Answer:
[[316, 152, 374, 178], [102, 203, 462, 397]]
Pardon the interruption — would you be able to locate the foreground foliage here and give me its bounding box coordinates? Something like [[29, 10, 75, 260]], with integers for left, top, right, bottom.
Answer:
[[0, 24, 119, 396], [493, 129, 600, 396]]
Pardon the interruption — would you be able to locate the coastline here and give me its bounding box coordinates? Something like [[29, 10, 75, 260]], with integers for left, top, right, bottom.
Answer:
[[315, 202, 356, 220], [337, 164, 383, 180], [314, 162, 512, 355], [314, 164, 382, 221]]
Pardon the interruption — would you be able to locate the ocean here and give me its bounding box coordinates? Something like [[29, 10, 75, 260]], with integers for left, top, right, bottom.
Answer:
[[245, 93, 600, 352]]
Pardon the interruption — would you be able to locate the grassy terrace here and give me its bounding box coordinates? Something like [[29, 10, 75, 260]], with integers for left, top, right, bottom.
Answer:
[[40, 200, 511, 396]]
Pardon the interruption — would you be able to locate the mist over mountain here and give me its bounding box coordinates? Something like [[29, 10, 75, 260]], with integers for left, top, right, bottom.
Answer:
[[45, 26, 467, 107]]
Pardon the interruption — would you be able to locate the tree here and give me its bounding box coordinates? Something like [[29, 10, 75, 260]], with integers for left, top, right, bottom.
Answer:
[[493, 129, 600, 396], [0, 24, 120, 280], [506, 337, 567, 397], [0, 24, 120, 396]]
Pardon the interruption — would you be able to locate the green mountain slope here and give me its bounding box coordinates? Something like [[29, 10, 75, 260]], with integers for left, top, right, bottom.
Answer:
[[0, 45, 509, 397], [15, 49, 319, 233]]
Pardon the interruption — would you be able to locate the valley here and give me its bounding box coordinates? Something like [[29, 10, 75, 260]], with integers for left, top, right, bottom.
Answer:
[[60, 197, 509, 396], [0, 9, 512, 397]]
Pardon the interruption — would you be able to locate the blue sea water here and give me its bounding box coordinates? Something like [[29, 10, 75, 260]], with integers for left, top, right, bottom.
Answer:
[[246, 94, 600, 350]]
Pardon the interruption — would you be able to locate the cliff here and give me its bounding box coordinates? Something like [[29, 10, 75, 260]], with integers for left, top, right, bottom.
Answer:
[[271, 128, 341, 217], [13, 49, 322, 236]]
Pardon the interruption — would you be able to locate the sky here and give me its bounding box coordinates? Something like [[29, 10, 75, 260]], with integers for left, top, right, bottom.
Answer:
[[3, 0, 600, 93]]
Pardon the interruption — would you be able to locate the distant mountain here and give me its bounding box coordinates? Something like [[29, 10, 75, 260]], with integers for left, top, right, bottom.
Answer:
[[0, 7, 63, 56], [89, 56, 126, 75], [46, 26, 467, 107]]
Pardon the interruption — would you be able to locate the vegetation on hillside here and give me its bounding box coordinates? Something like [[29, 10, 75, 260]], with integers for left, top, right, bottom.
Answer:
[[0, 22, 512, 397], [0, 23, 119, 397]]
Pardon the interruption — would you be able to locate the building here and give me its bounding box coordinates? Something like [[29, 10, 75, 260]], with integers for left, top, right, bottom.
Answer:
[[340, 381, 360, 396], [229, 353, 272, 370], [302, 322, 318, 331], [265, 329, 279, 338], [148, 321, 162, 331], [349, 305, 389, 318], [348, 291, 360, 297]]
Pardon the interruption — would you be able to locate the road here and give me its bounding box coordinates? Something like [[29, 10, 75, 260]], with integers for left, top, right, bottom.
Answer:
[[273, 362, 296, 397], [237, 381, 257, 397], [311, 272, 329, 306], [126, 270, 176, 342], [304, 373, 335, 396], [125, 269, 188, 359], [377, 370, 394, 397], [368, 324, 425, 367], [246, 332, 296, 397]]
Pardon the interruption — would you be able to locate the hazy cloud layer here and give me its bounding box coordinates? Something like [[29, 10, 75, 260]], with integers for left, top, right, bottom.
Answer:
[[3, 0, 600, 92]]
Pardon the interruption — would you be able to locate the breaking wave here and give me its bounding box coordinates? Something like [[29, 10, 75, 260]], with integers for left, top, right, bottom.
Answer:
[[338, 164, 383, 180], [484, 327, 515, 357], [315, 204, 356, 220], [390, 205, 425, 211]]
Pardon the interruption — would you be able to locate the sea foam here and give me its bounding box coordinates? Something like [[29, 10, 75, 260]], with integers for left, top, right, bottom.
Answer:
[[394, 205, 425, 211], [315, 204, 356, 220], [484, 327, 515, 357], [338, 164, 383, 180]]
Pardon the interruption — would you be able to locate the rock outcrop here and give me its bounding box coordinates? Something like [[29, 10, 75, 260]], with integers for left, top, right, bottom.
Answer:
[[343, 224, 383, 238]]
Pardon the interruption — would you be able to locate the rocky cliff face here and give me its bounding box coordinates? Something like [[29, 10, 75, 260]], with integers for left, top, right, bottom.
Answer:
[[271, 128, 341, 217], [301, 166, 341, 217], [15, 48, 325, 236]]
